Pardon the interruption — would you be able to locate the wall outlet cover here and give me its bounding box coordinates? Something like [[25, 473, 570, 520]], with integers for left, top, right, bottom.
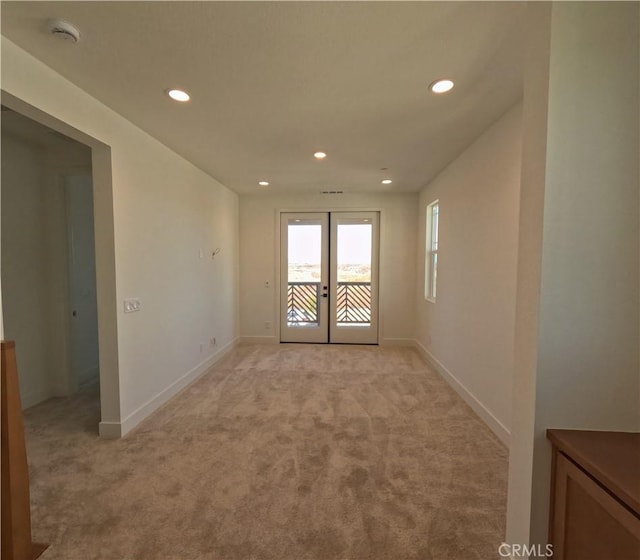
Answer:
[[124, 298, 141, 313]]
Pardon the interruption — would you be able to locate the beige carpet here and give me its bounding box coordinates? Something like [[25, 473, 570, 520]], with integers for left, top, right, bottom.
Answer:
[[24, 344, 508, 560]]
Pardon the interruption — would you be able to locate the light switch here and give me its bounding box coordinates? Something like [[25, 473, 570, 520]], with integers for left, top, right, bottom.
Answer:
[[124, 298, 141, 313]]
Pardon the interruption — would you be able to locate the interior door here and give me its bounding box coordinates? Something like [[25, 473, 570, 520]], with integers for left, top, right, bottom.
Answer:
[[280, 211, 379, 344], [330, 212, 379, 344], [66, 175, 100, 390], [280, 213, 329, 343]]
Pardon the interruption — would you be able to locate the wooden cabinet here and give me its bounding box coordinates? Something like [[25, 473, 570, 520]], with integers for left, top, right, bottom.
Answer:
[[547, 430, 640, 560]]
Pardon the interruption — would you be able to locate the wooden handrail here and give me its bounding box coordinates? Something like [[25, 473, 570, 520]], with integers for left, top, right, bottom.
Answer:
[[1, 340, 48, 560]]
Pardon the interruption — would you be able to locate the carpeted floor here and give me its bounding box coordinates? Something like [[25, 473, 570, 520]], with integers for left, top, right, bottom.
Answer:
[[24, 344, 508, 560]]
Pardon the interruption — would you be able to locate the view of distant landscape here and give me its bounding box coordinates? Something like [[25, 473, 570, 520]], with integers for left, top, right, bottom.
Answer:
[[287, 223, 372, 283], [288, 263, 371, 283]]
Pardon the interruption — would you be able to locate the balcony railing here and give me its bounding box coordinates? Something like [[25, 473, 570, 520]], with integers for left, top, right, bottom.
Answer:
[[286, 281, 372, 327], [336, 282, 371, 325], [287, 282, 319, 325]]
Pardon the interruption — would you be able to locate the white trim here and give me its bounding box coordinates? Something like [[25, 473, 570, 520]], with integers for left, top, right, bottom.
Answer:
[[78, 365, 99, 386], [275, 206, 384, 346], [100, 338, 238, 438], [239, 336, 278, 345], [98, 421, 121, 439], [425, 199, 439, 301], [21, 387, 52, 410], [329, 212, 380, 345], [380, 337, 415, 347], [279, 212, 330, 343], [414, 340, 510, 446]]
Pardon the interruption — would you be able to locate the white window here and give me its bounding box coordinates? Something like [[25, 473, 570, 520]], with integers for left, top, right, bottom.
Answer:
[[425, 200, 439, 302]]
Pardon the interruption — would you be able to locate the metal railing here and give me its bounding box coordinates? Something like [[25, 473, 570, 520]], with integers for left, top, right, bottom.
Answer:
[[287, 281, 372, 326], [287, 282, 320, 324], [337, 282, 371, 324]]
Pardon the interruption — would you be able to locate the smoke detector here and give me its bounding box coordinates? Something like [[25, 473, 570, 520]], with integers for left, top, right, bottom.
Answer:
[[47, 19, 80, 43]]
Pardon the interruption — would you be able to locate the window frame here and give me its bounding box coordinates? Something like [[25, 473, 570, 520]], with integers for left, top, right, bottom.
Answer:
[[425, 200, 439, 302]]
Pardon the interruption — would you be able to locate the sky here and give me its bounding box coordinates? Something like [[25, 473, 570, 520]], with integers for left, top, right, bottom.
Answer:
[[288, 223, 372, 265]]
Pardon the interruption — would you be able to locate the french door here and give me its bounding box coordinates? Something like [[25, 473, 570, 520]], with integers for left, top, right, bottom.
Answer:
[[280, 211, 379, 344]]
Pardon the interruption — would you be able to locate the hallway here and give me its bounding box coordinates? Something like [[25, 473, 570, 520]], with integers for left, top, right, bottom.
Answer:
[[24, 344, 507, 560]]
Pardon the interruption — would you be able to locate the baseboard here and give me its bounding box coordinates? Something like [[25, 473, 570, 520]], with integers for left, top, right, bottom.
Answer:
[[21, 387, 52, 410], [78, 365, 99, 386], [240, 336, 416, 346], [102, 338, 238, 438], [380, 337, 415, 347], [413, 340, 510, 446], [98, 421, 121, 439], [239, 336, 278, 345]]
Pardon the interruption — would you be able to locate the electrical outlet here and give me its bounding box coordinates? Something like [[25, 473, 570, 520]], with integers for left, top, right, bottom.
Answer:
[[264, 321, 271, 330], [210, 337, 216, 347], [199, 343, 204, 353]]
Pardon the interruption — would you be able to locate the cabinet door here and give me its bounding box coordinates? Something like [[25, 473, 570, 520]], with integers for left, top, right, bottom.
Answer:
[[551, 453, 640, 560]]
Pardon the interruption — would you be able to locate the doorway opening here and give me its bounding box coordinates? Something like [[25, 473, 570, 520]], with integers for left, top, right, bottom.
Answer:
[[1, 107, 100, 425], [280, 211, 379, 344]]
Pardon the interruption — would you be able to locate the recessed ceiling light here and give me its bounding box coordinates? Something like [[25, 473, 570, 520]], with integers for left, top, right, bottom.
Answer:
[[381, 179, 393, 185], [258, 181, 269, 186], [314, 151, 327, 159], [166, 89, 191, 102], [429, 79, 455, 94]]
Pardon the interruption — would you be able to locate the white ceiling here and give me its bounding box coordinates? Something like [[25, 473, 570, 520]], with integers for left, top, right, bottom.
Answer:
[[1, 2, 525, 194]]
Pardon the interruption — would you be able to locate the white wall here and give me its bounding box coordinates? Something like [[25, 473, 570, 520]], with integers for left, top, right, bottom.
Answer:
[[414, 104, 522, 444], [239, 193, 417, 344], [1, 130, 95, 408], [506, 3, 552, 548], [1, 38, 240, 436], [1, 134, 51, 408], [44, 143, 94, 397], [508, 2, 640, 547]]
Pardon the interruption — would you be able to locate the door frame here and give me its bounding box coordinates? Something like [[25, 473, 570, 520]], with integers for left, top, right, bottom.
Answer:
[[2, 91, 121, 437], [64, 174, 100, 393], [329, 211, 380, 344], [276, 207, 382, 344], [279, 212, 330, 343]]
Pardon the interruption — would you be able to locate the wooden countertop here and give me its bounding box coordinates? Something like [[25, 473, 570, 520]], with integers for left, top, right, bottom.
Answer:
[[547, 429, 640, 516]]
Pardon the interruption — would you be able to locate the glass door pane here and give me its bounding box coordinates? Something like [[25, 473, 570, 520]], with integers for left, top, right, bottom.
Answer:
[[287, 220, 322, 327], [280, 213, 329, 343], [330, 212, 379, 344], [336, 223, 372, 327]]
